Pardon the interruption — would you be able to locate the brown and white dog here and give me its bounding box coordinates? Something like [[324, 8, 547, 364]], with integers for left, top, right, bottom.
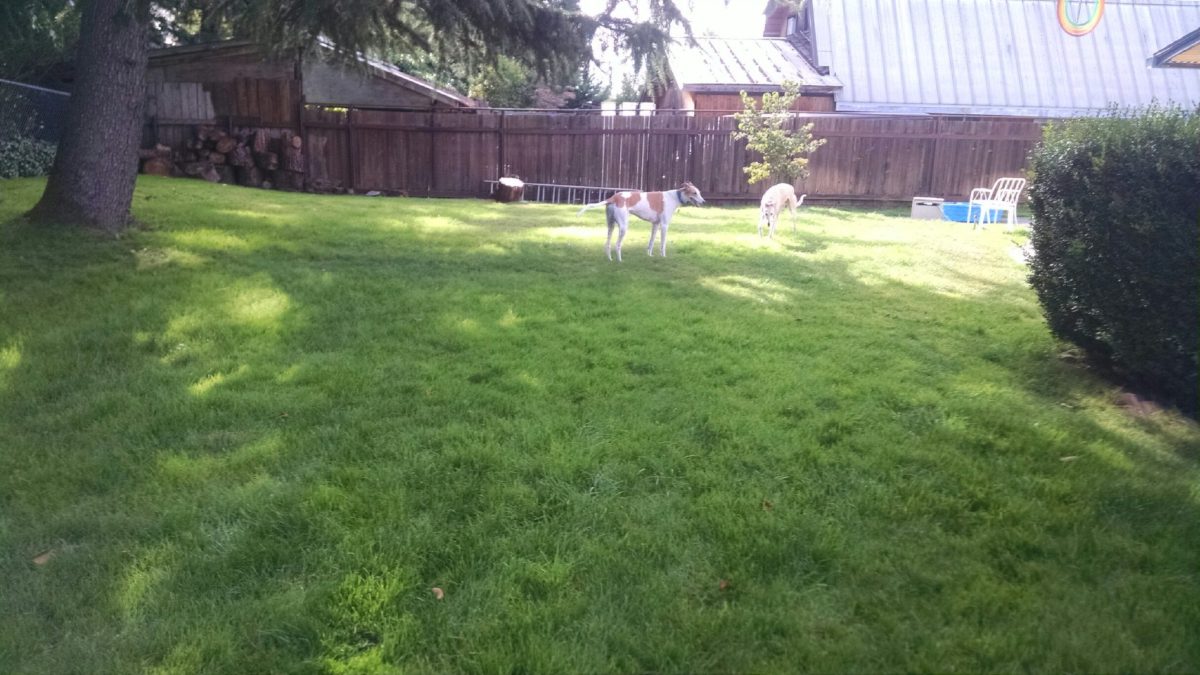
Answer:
[[759, 183, 805, 237], [578, 182, 705, 261]]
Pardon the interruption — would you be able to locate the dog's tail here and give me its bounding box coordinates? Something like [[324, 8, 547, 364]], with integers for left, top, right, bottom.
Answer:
[[577, 200, 608, 216], [783, 191, 807, 213]]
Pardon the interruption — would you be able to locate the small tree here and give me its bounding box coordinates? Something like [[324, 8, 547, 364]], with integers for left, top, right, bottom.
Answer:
[[732, 81, 825, 185], [614, 72, 647, 104], [562, 64, 611, 109]]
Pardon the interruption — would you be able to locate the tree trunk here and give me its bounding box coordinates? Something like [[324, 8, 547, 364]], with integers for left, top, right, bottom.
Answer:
[[28, 0, 149, 233], [494, 176, 525, 203]]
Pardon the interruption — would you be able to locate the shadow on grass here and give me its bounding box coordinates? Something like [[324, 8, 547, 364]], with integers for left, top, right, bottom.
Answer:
[[1, 185, 1197, 673]]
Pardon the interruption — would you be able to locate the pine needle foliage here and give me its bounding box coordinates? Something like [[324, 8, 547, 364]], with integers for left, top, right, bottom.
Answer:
[[0, 0, 79, 82], [174, 0, 687, 83]]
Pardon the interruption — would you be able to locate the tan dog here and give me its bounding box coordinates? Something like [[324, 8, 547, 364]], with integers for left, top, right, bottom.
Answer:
[[578, 182, 705, 261], [758, 183, 805, 237]]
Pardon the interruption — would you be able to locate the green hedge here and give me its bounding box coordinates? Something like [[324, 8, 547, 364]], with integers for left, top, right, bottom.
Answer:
[[0, 136, 57, 179], [0, 88, 56, 178], [1027, 107, 1199, 415]]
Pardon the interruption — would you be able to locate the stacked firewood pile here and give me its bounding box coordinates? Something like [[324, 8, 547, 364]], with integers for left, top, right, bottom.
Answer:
[[139, 126, 306, 191]]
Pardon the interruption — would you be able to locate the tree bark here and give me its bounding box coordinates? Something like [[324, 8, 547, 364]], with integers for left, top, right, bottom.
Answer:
[[494, 176, 525, 203], [28, 0, 149, 233]]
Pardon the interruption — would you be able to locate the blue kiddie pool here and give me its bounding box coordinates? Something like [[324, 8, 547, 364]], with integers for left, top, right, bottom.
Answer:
[[941, 201, 1005, 223]]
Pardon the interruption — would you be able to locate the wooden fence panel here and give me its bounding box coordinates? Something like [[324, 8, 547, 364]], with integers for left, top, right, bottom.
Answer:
[[304, 107, 350, 188], [153, 104, 1044, 202], [354, 111, 391, 192]]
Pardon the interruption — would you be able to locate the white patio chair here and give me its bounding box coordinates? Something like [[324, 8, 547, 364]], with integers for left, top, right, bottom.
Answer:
[[969, 177, 1026, 230]]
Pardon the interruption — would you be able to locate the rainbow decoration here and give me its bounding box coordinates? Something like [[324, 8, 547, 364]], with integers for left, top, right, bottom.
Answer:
[[1058, 0, 1105, 36]]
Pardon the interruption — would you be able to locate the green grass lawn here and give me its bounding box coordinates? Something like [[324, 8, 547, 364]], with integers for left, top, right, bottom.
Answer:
[[1, 177, 1197, 673]]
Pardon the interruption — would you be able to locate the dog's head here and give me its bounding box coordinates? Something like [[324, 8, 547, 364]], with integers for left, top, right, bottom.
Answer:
[[679, 181, 705, 206]]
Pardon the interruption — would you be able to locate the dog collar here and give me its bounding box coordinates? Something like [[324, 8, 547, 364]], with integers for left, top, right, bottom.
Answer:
[[676, 188, 684, 203]]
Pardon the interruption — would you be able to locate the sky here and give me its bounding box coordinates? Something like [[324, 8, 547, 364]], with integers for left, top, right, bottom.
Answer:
[[580, 0, 766, 38], [671, 0, 766, 37]]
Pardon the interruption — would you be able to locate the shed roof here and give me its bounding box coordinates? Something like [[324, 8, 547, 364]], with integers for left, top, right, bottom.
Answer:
[[1150, 26, 1200, 68], [810, 0, 1200, 117], [667, 37, 842, 93], [313, 38, 475, 107], [147, 39, 475, 108]]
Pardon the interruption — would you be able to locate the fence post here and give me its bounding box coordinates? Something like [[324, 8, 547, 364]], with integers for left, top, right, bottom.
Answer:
[[428, 110, 436, 196], [920, 116, 941, 196], [640, 115, 650, 188], [298, 96, 307, 180], [686, 118, 697, 183], [347, 108, 358, 191], [498, 110, 507, 177]]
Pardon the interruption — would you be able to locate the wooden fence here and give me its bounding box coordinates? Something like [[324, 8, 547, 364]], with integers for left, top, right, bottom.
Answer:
[[147, 104, 1044, 202], [144, 78, 300, 149], [299, 106, 1043, 202]]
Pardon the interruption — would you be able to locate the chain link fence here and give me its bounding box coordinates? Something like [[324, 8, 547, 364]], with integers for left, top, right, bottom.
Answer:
[[0, 78, 68, 177], [0, 77, 70, 142]]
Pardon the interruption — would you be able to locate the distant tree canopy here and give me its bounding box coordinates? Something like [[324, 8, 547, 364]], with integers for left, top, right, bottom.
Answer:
[[469, 56, 537, 108], [467, 59, 611, 109], [0, 0, 80, 84], [562, 65, 611, 109]]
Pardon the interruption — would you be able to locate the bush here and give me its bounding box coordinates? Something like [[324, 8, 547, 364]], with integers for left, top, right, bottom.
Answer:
[[1027, 107, 1199, 415], [0, 136, 57, 178], [0, 86, 57, 178]]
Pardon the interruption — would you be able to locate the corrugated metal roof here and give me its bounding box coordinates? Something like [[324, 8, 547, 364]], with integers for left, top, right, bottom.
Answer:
[[668, 37, 843, 92], [811, 0, 1200, 116]]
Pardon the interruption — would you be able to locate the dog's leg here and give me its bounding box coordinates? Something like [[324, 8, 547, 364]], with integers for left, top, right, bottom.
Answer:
[[615, 212, 628, 262], [758, 211, 765, 237], [647, 218, 659, 256], [605, 205, 616, 261], [659, 217, 670, 257]]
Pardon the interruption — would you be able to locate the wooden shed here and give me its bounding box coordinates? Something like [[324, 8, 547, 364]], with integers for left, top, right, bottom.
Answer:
[[145, 39, 476, 144]]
